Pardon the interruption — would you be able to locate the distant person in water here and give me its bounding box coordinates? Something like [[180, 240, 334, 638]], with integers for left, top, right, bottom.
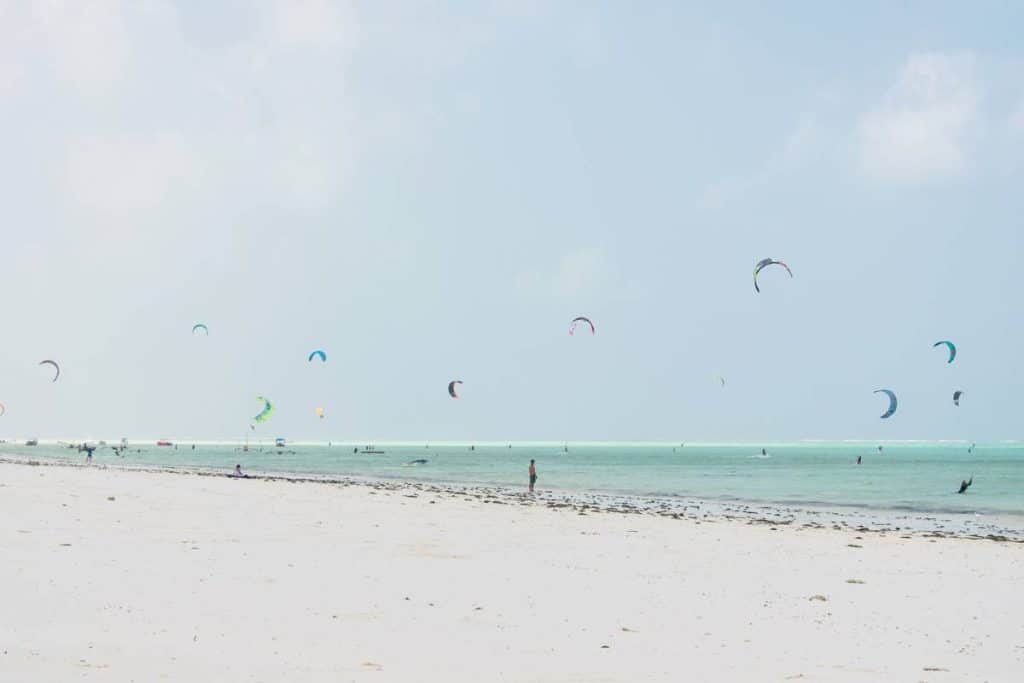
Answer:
[[528, 459, 537, 493], [761, 448, 767, 456], [957, 476, 973, 494], [856, 456, 862, 465]]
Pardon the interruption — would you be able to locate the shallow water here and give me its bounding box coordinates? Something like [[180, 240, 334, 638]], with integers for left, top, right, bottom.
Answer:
[[5, 440, 1022, 517]]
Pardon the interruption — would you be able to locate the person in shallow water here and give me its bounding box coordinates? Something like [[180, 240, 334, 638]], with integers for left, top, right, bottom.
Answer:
[[529, 459, 537, 493], [857, 456, 862, 465]]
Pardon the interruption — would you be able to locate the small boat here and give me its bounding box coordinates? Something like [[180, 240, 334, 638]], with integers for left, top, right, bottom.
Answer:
[[25, 439, 38, 446], [359, 445, 385, 455], [156, 440, 173, 447], [275, 437, 286, 448]]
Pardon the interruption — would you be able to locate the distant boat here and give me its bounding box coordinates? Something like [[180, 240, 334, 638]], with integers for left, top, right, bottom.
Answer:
[[359, 445, 385, 454], [25, 439, 38, 446], [275, 437, 286, 448], [156, 441, 173, 447]]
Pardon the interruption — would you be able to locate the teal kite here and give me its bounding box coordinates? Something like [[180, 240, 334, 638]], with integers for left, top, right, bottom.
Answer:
[[192, 323, 209, 336], [308, 350, 327, 363], [874, 389, 897, 419], [933, 340, 956, 364]]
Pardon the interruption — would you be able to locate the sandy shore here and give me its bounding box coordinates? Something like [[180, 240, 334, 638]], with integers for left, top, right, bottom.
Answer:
[[1, 462, 1021, 681]]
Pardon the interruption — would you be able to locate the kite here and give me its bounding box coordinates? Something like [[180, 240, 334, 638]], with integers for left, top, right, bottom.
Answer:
[[308, 350, 327, 363], [874, 389, 897, 419], [933, 340, 956, 364], [252, 396, 274, 423], [753, 258, 793, 293], [953, 390, 963, 406], [569, 316, 595, 336], [448, 380, 463, 399], [315, 406, 325, 419], [192, 323, 209, 336], [39, 360, 60, 382]]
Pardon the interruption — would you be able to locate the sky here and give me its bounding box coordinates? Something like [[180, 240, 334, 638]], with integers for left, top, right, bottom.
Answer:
[[1, 0, 1023, 442]]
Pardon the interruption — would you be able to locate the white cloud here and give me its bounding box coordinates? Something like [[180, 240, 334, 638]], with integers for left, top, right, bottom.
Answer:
[[858, 52, 979, 183], [64, 132, 201, 215], [271, 0, 356, 51], [696, 112, 828, 210], [0, 4, 30, 97], [555, 247, 609, 297], [271, 135, 345, 211], [1010, 98, 1024, 134], [514, 247, 611, 299], [31, 0, 129, 96]]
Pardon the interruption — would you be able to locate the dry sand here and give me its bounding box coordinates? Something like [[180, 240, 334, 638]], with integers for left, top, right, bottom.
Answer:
[[1, 461, 1022, 682]]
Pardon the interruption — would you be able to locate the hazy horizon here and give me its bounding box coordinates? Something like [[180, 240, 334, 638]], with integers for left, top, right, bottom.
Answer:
[[2, 2, 1023, 441]]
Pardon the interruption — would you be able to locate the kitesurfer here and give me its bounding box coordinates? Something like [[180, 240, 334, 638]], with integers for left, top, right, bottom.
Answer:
[[529, 459, 537, 493], [957, 477, 972, 494], [857, 456, 862, 465]]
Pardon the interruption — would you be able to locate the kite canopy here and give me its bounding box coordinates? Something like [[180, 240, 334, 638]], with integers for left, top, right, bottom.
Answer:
[[448, 380, 463, 399], [753, 258, 793, 293], [953, 390, 963, 407], [569, 316, 595, 336], [933, 340, 957, 364], [717, 376, 726, 388], [874, 389, 897, 419], [252, 396, 274, 423], [315, 406, 325, 419], [39, 360, 60, 382], [192, 323, 209, 336], [308, 350, 327, 363]]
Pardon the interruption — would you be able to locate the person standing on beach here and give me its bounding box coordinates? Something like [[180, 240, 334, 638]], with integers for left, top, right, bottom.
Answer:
[[529, 459, 537, 493]]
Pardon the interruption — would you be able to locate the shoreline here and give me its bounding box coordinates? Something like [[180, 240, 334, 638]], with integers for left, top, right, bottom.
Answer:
[[4, 455, 1021, 542], [2, 457, 1023, 681]]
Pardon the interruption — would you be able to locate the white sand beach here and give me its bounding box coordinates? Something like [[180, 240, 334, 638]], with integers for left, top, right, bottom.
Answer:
[[1, 461, 1021, 682]]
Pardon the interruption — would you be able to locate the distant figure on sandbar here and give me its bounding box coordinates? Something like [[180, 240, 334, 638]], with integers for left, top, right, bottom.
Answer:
[[957, 476, 973, 494], [529, 459, 537, 493]]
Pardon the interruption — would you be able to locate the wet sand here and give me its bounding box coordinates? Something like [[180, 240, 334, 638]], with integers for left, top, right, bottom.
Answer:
[[1, 460, 1022, 681]]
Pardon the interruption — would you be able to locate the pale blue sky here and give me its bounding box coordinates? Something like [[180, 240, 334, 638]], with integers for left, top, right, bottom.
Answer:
[[1, 1, 1022, 441]]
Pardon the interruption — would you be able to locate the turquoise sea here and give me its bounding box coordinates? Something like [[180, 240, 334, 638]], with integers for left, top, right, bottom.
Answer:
[[4, 440, 1022, 517]]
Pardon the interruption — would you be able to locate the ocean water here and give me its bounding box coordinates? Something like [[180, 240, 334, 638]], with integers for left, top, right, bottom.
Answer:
[[3, 440, 1022, 517]]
